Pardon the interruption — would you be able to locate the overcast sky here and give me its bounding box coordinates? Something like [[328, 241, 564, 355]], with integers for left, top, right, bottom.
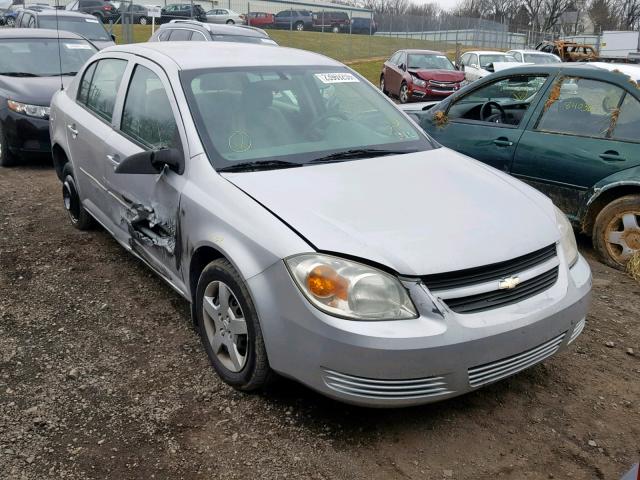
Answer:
[[418, 0, 461, 12]]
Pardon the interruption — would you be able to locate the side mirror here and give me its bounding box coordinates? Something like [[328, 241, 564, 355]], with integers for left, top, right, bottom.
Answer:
[[115, 148, 184, 175], [485, 63, 494, 72], [111, 33, 116, 41], [470, 63, 478, 69], [399, 63, 406, 71]]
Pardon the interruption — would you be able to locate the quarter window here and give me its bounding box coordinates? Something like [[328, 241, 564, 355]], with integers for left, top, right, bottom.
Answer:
[[78, 58, 127, 122], [169, 29, 192, 40], [536, 77, 625, 138], [121, 65, 179, 150], [612, 93, 640, 142]]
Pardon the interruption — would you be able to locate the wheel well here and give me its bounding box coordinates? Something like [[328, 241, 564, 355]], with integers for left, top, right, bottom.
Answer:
[[51, 144, 69, 181], [583, 185, 640, 234], [189, 246, 225, 301]]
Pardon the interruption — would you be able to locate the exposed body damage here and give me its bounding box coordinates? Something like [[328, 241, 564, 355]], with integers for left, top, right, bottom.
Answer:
[[125, 202, 176, 255]]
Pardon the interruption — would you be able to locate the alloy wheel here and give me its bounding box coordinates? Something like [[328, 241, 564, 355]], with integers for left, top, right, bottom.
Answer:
[[139, 16, 147, 24], [605, 211, 640, 264], [202, 281, 248, 373], [380, 78, 385, 92], [399, 84, 409, 103]]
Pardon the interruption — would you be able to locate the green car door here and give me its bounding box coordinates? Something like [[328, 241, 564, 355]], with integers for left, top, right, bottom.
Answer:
[[511, 74, 640, 222], [425, 73, 552, 172]]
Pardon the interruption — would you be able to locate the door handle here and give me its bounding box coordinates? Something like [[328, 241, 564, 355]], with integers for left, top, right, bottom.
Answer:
[[67, 124, 78, 137], [599, 151, 625, 162], [106, 153, 120, 165], [493, 137, 514, 147]]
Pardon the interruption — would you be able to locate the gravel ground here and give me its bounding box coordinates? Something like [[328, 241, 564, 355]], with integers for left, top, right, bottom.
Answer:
[[1, 163, 639, 480]]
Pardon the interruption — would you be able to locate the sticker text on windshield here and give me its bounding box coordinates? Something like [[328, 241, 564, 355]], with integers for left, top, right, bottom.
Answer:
[[315, 73, 359, 84]]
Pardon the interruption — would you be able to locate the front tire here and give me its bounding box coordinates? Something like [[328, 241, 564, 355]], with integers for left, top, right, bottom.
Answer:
[[593, 195, 640, 270], [196, 259, 273, 392], [226, 19, 234, 24], [399, 82, 410, 104], [0, 122, 16, 167], [139, 16, 148, 25], [62, 164, 94, 230], [294, 21, 304, 31], [380, 75, 388, 95]]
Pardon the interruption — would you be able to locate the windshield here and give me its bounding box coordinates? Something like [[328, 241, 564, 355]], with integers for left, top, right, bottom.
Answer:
[[39, 16, 112, 41], [407, 54, 454, 70], [182, 66, 432, 169], [0, 38, 96, 76], [523, 53, 560, 64], [479, 54, 516, 68]]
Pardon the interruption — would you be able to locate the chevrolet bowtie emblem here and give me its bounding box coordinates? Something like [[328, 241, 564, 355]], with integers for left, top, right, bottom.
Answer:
[[499, 276, 521, 290]]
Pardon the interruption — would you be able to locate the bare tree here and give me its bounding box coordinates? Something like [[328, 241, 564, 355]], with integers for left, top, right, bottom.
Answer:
[[588, 0, 618, 30], [616, 0, 640, 28]]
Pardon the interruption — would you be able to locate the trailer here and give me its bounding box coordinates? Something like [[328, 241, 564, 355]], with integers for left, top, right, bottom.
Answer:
[[599, 31, 640, 60]]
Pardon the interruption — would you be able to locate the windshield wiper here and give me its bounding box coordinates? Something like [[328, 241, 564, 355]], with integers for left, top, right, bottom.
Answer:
[[308, 148, 415, 164], [218, 160, 302, 173], [0, 72, 40, 77]]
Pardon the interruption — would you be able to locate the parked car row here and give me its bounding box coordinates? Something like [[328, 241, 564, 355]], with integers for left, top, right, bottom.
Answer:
[[271, 9, 375, 33]]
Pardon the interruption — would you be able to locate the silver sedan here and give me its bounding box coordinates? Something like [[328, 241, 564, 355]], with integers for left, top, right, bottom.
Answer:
[[205, 8, 244, 24], [49, 42, 591, 407]]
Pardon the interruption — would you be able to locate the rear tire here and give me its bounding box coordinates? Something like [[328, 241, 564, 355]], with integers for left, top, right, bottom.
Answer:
[[294, 21, 304, 31], [0, 122, 17, 167], [593, 194, 640, 270], [62, 164, 95, 231], [380, 75, 388, 95], [196, 259, 273, 392], [226, 19, 234, 24], [139, 16, 148, 25]]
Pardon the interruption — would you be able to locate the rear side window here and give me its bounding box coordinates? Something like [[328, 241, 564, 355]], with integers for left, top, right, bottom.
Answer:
[[121, 65, 179, 150], [78, 58, 127, 122], [612, 93, 640, 142], [168, 29, 192, 41]]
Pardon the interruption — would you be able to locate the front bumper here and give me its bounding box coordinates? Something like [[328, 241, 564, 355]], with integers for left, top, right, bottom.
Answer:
[[410, 83, 461, 99], [3, 110, 51, 155], [248, 254, 592, 407]]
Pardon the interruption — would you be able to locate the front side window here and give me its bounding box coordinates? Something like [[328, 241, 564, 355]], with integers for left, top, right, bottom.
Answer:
[[536, 77, 625, 138], [182, 66, 431, 170], [611, 93, 640, 142], [469, 54, 478, 66], [407, 54, 454, 71], [389, 51, 401, 64], [0, 38, 96, 77], [448, 75, 548, 126], [121, 65, 179, 150], [80, 58, 127, 122]]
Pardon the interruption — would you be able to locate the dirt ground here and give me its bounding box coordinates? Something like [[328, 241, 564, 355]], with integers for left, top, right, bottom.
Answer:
[[1, 163, 639, 480]]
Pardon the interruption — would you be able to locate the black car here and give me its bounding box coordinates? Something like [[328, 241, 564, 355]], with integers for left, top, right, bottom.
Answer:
[[15, 10, 116, 49], [0, 29, 97, 166], [273, 9, 312, 31], [351, 16, 376, 34], [160, 3, 207, 24], [118, 3, 149, 25], [64, 0, 118, 23]]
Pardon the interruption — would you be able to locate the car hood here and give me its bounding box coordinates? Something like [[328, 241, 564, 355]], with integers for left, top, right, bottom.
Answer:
[[0, 75, 71, 106], [223, 150, 559, 276], [409, 69, 465, 82]]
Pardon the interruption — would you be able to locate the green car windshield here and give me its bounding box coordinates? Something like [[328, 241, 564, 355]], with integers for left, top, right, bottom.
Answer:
[[182, 67, 433, 169]]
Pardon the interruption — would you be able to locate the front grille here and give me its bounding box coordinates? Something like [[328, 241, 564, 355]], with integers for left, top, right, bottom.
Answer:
[[428, 80, 456, 86], [468, 332, 566, 388], [422, 244, 557, 291], [322, 369, 453, 400], [444, 266, 559, 314]]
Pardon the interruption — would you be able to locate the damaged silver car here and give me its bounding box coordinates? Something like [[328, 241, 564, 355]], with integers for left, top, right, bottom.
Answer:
[[49, 42, 592, 407]]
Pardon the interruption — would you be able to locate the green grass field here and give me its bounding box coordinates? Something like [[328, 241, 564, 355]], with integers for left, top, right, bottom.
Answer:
[[110, 25, 460, 84]]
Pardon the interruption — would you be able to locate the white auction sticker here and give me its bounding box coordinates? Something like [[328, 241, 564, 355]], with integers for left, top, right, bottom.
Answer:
[[65, 43, 93, 49], [85, 18, 99, 23], [315, 73, 359, 84]]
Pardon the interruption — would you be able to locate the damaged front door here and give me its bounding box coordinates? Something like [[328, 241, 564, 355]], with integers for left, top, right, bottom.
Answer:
[[102, 59, 187, 291]]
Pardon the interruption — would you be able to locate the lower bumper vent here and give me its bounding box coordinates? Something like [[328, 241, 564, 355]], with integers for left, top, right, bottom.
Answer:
[[468, 332, 566, 388]]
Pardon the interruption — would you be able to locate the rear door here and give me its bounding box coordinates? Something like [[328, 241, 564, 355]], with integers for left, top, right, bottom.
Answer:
[[65, 57, 128, 225], [511, 74, 640, 220], [102, 58, 187, 287]]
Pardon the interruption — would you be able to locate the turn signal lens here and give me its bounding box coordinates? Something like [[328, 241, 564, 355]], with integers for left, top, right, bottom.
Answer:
[[306, 265, 348, 300]]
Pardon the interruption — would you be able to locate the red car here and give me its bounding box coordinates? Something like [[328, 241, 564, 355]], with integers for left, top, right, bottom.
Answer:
[[247, 12, 274, 28], [380, 49, 465, 103]]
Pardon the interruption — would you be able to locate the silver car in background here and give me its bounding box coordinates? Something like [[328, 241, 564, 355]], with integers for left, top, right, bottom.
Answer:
[[49, 42, 591, 407], [205, 8, 245, 24]]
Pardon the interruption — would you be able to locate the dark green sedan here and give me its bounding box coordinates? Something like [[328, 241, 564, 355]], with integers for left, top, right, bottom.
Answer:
[[403, 62, 640, 270]]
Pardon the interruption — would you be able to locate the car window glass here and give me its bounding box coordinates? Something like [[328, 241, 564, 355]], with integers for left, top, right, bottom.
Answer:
[[537, 77, 625, 138], [191, 31, 207, 40], [121, 65, 179, 150], [169, 29, 192, 40], [82, 58, 127, 122], [77, 61, 97, 105], [469, 54, 478, 66], [448, 75, 548, 126], [389, 52, 400, 64], [612, 93, 640, 142]]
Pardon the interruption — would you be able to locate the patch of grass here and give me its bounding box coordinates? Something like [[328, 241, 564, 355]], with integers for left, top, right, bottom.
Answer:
[[111, 25, 460, 63], [627, 251, 640, 282], [347, 59, 383, 85]]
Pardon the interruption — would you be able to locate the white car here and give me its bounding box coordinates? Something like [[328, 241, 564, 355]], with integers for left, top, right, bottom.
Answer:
[[458, 50, 517, 82], [506, 50, 562, 64], [205, 8, 245, 24]]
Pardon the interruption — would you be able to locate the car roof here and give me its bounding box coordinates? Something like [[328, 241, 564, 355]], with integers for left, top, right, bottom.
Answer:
[[0, 27, 86, 39], [160, 21, 268, 38], [402, 49, 445, 55], [101, 41, 342, 70], [508, 49, 556, 54], [31, 10, 100, 18], [490, 62, 640, 80], [465, 51, 512, 55]]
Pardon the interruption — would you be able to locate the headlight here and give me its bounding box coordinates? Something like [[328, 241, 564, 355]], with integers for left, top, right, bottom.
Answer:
[[285, 254, 418, 320], [555, 206, 578, 267], [7, 100, 50, 119], [412, 78, 427, 87]]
